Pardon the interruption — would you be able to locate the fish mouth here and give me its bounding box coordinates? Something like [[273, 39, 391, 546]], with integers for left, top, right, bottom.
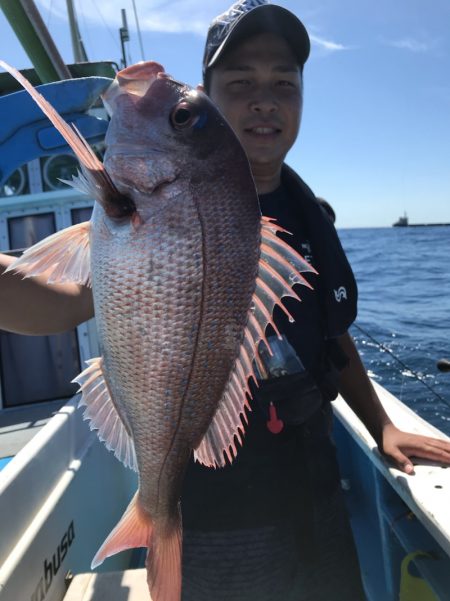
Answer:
[[117, 61, 165, 96], [103, 60, 168, 114]]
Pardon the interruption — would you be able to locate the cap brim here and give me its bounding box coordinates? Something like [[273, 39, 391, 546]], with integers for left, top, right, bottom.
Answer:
[[206, 5, 310, 71]]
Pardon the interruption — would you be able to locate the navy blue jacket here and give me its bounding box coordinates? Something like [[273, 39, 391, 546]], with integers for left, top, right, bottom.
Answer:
[[281, 164, 358, 340]]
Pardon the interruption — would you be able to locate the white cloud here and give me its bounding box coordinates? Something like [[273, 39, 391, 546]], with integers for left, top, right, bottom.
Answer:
[[310, 34, 349, 52], [36, 0, 225, 35], [36, 1, 352, 49], [35, 1, 353, 59], [386, 38, 430, 53]]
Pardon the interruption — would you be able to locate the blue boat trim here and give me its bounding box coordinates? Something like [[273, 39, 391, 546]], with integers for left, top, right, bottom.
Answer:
[[0, 457, 12, 470]]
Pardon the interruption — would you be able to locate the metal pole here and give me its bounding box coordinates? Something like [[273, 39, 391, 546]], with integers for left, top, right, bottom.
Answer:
[[119, 9, 129, 69], [0, 0, 71, 83], [66, 0, 88, 63]]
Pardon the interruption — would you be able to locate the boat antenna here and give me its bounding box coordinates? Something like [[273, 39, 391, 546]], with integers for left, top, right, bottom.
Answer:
[[66, 0, 88, 63], [119, 9, 130, 68], [352, 322, 450, 410], [131, 0, 145, 61]]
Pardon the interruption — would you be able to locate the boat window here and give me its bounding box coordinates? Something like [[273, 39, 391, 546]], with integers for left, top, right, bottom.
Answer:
[[0, 167, 29, 197], [8, 212, 55, 249], [41, 155, 79, 192], [72, 206, 93, 224], [0, 212, 81, 408]]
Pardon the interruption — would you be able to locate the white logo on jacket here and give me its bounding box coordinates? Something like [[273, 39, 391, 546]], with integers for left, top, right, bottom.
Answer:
[[334, 286, 347, 302]]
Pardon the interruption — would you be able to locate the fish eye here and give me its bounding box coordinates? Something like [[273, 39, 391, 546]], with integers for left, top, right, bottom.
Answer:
[[170, 102, 194, 129], [170, 102, 207, 130]]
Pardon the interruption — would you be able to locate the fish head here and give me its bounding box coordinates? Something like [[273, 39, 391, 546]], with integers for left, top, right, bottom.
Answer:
[[101, 61, 249, 223]]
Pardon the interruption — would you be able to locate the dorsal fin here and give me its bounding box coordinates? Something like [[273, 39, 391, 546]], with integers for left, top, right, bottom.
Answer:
[[194, 216, 317, 467], [0, 60, 122, 209]]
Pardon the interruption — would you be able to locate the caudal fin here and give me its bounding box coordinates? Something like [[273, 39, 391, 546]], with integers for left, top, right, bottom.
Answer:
[[147, 518, 182, 601], [91, 491, 151, 568], [92, 492, 182, 601]]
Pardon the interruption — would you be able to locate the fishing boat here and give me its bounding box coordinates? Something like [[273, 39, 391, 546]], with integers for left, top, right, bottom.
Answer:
[[1, 5, 450, 601], [393, 212, 409, 227]]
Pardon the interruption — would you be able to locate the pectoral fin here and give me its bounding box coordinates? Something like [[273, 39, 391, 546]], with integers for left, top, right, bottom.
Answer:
[[5, 221, 91, 285]]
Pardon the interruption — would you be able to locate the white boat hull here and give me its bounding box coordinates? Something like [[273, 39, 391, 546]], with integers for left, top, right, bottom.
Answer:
[[0, 399, 137, 601], [334, 381, 450, 600]]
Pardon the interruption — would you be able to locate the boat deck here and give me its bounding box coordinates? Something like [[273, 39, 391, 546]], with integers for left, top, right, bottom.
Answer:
[[0, 399, 65, 459], [64, 569, 148, 601]]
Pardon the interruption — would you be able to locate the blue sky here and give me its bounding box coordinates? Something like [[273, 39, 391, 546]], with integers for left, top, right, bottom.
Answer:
[[1, 0, 449, 228]]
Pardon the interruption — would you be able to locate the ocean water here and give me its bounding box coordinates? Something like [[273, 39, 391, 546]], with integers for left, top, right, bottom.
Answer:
[[338, 226, 450, 435]]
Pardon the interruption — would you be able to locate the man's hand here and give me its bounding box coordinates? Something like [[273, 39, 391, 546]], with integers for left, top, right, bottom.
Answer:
[[0, 253, 94, 334], [380, 422, 450, 474], [337, 332, 450, 475]]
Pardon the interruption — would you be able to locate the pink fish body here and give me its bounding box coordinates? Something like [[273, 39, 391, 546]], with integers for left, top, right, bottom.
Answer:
[[1, 60, 316, 601]]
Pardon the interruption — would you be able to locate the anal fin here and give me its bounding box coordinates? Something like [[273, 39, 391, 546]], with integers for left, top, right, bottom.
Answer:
[[73, 357, 138, 471]]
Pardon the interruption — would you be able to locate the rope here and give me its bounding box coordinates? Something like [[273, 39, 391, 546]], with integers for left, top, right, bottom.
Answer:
[[352, 322, 450, 410], [131, 0, 145, 61], [91, 1, 121, 53]]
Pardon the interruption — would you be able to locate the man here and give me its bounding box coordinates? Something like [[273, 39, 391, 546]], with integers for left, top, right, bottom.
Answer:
[[316, 197, 336, 223], [197, 0, 450, 476], [0, 1, 450, 599], [180, 2, 450, 600]]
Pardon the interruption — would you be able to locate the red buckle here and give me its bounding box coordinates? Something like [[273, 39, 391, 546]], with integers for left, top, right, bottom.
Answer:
[[267, 402, 284, 434]]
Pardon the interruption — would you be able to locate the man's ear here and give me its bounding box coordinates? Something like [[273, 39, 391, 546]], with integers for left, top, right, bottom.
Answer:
[[196, 84, 205, 92]]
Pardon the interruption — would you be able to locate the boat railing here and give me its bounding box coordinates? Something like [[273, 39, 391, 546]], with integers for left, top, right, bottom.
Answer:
[[333, 383, 450, 600], [0, 76, 112, 188]]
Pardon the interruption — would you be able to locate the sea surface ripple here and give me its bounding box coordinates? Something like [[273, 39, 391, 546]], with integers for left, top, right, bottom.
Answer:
[[339, 226, 450, 435]]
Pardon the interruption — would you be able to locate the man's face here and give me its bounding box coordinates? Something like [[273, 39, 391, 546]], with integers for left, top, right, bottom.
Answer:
[[208, 32, 303, 175]]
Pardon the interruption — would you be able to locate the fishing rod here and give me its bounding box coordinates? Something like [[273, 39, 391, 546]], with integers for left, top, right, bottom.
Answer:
[[352, 322, 450, 410]]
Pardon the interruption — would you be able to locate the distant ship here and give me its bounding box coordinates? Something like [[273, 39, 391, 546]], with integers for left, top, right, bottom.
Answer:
[[393, 212, 408, 227], [393, 212, 450, 227]]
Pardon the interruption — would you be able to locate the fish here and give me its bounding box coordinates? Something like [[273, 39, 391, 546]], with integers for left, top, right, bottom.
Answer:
[[0, 59, 317, 601]]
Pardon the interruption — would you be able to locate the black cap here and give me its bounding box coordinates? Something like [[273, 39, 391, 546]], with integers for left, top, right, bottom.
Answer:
[[203, 0, 310, 78]]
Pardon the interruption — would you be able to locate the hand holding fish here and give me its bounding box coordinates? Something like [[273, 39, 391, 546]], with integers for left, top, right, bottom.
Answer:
[[0, 253, 94, 335]]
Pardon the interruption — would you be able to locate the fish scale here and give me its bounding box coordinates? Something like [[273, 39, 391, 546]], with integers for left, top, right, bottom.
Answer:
[[90, 174, 258, 521]]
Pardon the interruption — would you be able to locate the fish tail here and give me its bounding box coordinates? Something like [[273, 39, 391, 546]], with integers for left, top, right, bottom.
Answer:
[[92, 492, 182, 600], [147, 514, 182, 601], [91, 491, 152, 569]]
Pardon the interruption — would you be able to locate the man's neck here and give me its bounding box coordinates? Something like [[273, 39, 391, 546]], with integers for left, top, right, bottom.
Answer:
[[251, 165, 282, 195], [250, 163, 282, 194]]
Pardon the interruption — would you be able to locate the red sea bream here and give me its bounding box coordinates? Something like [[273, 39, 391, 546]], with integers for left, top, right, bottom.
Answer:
[[0, 60, 316, 601]]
